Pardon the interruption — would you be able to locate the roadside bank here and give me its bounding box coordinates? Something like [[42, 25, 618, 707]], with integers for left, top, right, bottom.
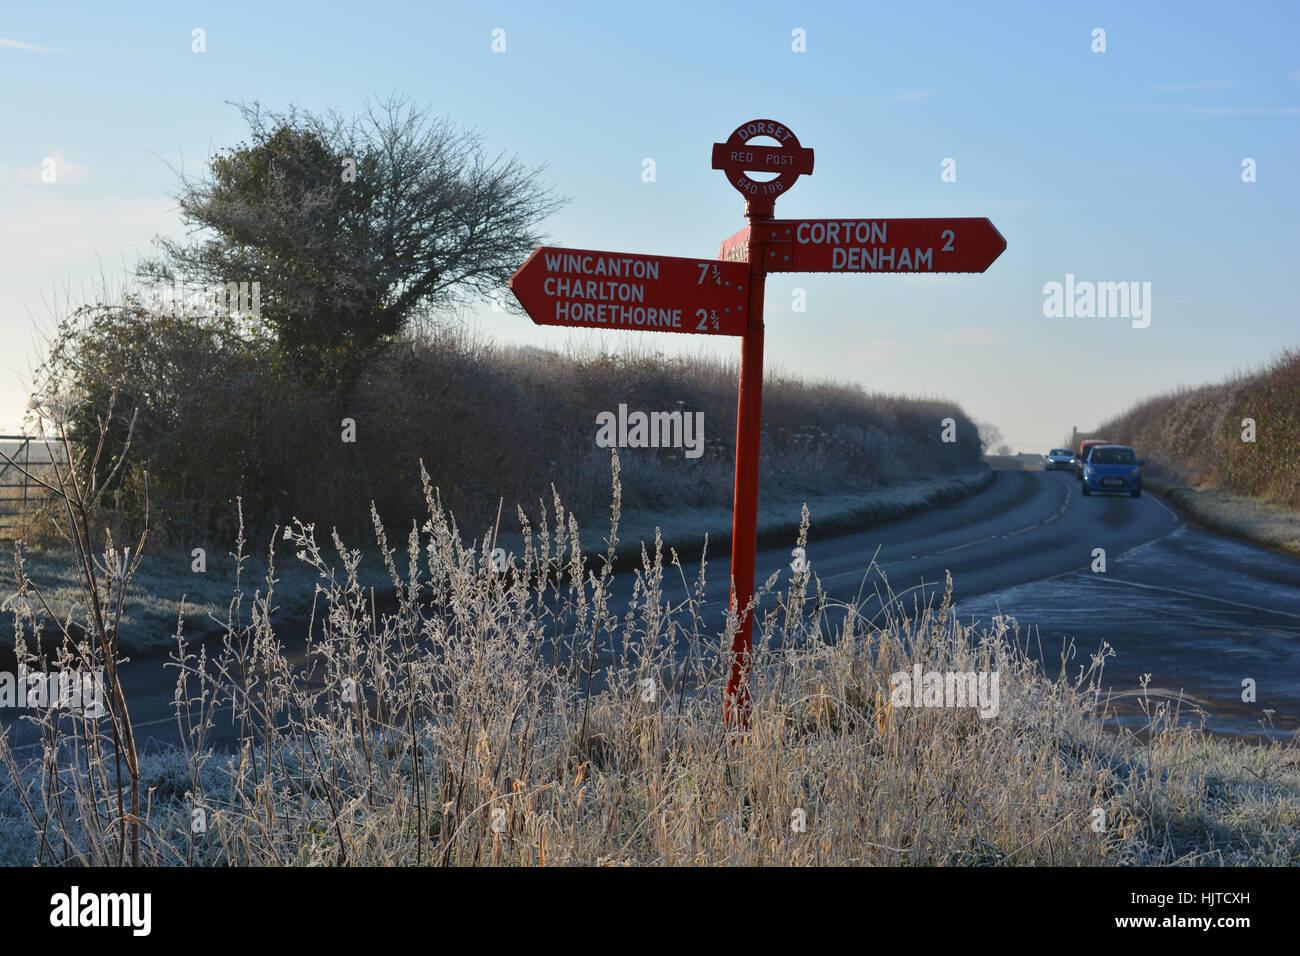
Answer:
[[1142, 475, 1300, 558]]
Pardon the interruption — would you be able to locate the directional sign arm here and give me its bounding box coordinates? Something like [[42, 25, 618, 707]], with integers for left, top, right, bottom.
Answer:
[[510, 247, 751, 337], [756, 218, 1006, 273], [717, 226, 751, 264]]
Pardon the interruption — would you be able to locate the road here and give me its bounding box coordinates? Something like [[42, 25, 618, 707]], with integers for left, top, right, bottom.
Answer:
[[4, 466, 1298, 755]]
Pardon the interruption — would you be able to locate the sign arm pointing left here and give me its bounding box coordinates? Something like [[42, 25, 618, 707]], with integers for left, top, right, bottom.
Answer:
[[510, 247, 750, 337]]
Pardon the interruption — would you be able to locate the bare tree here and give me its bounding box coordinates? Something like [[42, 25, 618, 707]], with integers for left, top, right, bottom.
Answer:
[[975, 421, 1004, 456]]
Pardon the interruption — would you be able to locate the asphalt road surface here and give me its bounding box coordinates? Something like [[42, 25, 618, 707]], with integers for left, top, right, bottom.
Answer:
[[5, 466, 1298, 756]]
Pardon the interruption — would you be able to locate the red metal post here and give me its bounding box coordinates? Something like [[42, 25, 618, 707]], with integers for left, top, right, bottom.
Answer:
[[724, 197, 774, 728]]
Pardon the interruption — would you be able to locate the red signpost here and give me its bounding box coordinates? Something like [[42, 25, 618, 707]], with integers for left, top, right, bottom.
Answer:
[[509, 119, 1006, 731]]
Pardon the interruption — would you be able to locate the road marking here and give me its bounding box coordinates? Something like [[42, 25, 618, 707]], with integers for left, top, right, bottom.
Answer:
[[1089, 576, 1300, 620], [132, 715, 182, 731], [826, 471, 1074, 581], [929, 537, 993, 557], [1, 711, 192, 756], [1104, 687, 1213, 706], [1150, 494, 1180, 523], [1114, 520, 1184, 561], [950, 513, 1192, 600]]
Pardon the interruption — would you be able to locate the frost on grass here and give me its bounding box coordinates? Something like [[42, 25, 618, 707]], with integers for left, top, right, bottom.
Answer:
[[2, 456, 1297, 866]]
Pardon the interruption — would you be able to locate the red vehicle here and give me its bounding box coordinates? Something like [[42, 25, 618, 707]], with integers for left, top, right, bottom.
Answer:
[[1074, 439, 1110, 480]]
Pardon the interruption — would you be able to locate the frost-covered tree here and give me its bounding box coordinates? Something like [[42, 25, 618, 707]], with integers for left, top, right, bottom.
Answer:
[[139, 97, 564, 387]]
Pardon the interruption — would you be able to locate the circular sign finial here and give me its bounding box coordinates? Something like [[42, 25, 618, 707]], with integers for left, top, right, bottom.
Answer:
[[711, 119, 814, 201]]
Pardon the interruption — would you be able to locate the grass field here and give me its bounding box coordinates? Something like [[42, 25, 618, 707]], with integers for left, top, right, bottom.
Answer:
[[6, 466, 992, 659], [2, 465, 1296, 866]]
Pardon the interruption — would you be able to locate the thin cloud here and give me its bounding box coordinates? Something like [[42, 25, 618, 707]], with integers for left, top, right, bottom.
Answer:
[[0, 37, 69, 54], [0, 192, 173, 275], [1109, 104, 1300, 115], [838, 91, 936, 105], [900, 274, 960, 286], [838, 336, 903, 364], [977, 199, 1065, 212], [1158, 297, 1282, 309], [929, 328, 1000, 347], [1149, 80, 1230, 92]]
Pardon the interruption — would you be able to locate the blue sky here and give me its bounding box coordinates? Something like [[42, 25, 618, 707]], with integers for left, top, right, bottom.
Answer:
[[2, 0, 1297, 449]]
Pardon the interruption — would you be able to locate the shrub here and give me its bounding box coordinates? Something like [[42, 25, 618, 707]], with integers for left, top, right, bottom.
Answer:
[[1095, 349, 1300, 506], [37, 300, 983, 547]]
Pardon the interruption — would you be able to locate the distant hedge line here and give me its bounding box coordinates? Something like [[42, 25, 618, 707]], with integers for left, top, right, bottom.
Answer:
[[41, 306, 982, 548], [1094, 349, 1300, 507]]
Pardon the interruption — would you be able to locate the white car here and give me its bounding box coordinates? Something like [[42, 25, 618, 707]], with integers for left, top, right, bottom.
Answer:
[[1043, 448, 1075, 471]]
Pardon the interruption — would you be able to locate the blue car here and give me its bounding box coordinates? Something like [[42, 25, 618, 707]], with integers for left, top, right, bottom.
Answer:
[[1081, 444, 1144, 497]]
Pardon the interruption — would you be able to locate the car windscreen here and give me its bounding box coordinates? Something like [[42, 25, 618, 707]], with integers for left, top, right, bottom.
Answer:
[[1090, 448, 1135, 465], [1050, 449, 1071, 456]]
